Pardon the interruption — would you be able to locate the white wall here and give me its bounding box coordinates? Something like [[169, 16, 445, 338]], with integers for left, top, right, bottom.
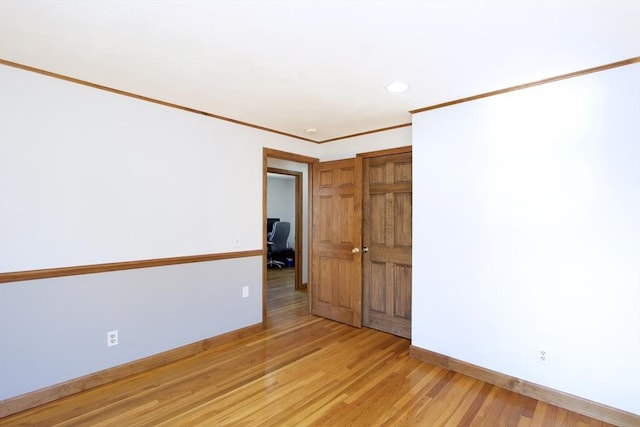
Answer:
[[0, 63, 319, 401], [412, 63, 640, 414], [0, 65, 316, 272], [318, 126, 412, 161]]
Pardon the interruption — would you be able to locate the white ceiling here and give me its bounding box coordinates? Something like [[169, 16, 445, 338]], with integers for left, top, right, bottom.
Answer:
[[1, 1, 638, 142]]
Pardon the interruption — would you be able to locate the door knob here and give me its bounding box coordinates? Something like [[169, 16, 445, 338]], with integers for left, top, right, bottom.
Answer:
[[352, 247, 369, 254]]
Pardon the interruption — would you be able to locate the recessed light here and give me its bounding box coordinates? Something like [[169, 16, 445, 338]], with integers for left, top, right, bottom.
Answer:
[[386, 81, 409, 93], [305, 128, 318, 134]]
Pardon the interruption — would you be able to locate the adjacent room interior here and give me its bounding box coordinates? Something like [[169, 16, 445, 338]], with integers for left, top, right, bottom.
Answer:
[[0, 1, 638, 425]]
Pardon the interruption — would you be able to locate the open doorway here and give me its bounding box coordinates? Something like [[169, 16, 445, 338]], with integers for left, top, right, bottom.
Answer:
[[263, 148, 317, 322], [267, 168, 302, 289]]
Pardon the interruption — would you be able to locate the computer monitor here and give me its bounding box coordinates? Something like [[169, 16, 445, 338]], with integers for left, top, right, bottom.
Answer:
[[267, 218, 280, 235]]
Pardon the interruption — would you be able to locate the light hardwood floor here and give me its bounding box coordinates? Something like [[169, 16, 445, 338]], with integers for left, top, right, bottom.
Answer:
[[0, 268, 614, 426]]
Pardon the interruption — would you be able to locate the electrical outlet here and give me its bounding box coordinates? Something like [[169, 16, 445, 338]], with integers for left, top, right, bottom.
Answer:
[[107, 330, 118, 347], [232, 237, 241, 248], [242, 286, 249, 298], [538, 348, 549, 364]]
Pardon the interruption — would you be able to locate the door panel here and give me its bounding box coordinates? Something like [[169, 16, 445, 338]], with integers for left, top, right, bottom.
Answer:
[[370, 261, 387, 312], [394, 193, 412, 246], [363, 152, 412, 338], [311, 159, 362, 327], [393, 264, 412, 320]]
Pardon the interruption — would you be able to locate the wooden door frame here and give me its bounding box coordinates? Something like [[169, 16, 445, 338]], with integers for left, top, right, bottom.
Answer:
[[267, 167, 303, 290], [263, 148, 318, 324], [356, 145, 412, 162], [262, 146, 410, 326]]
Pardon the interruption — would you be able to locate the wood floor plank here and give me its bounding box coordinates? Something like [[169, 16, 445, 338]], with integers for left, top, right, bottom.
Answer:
[[530, 401, 550, 427], [0, 268, 618, 426], [451, 381, 494, 426], [473, 386, 509, 426]]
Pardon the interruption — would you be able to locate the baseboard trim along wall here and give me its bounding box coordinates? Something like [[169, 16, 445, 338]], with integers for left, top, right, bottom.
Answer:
[[0, 323, 263, 418], [409, 345, 639, 427]]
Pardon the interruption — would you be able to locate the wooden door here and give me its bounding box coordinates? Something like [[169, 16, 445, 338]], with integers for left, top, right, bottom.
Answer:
[[362, 152, 412, 338], [310, 158, 362, 327]]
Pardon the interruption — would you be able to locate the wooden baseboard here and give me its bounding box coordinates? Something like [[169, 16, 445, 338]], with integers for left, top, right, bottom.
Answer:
[[409, 345, 639, 427], [0, 323, 264, 418]]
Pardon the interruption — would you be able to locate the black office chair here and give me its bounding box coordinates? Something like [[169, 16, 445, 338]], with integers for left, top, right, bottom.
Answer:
[[267, 221, 290, 269]]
